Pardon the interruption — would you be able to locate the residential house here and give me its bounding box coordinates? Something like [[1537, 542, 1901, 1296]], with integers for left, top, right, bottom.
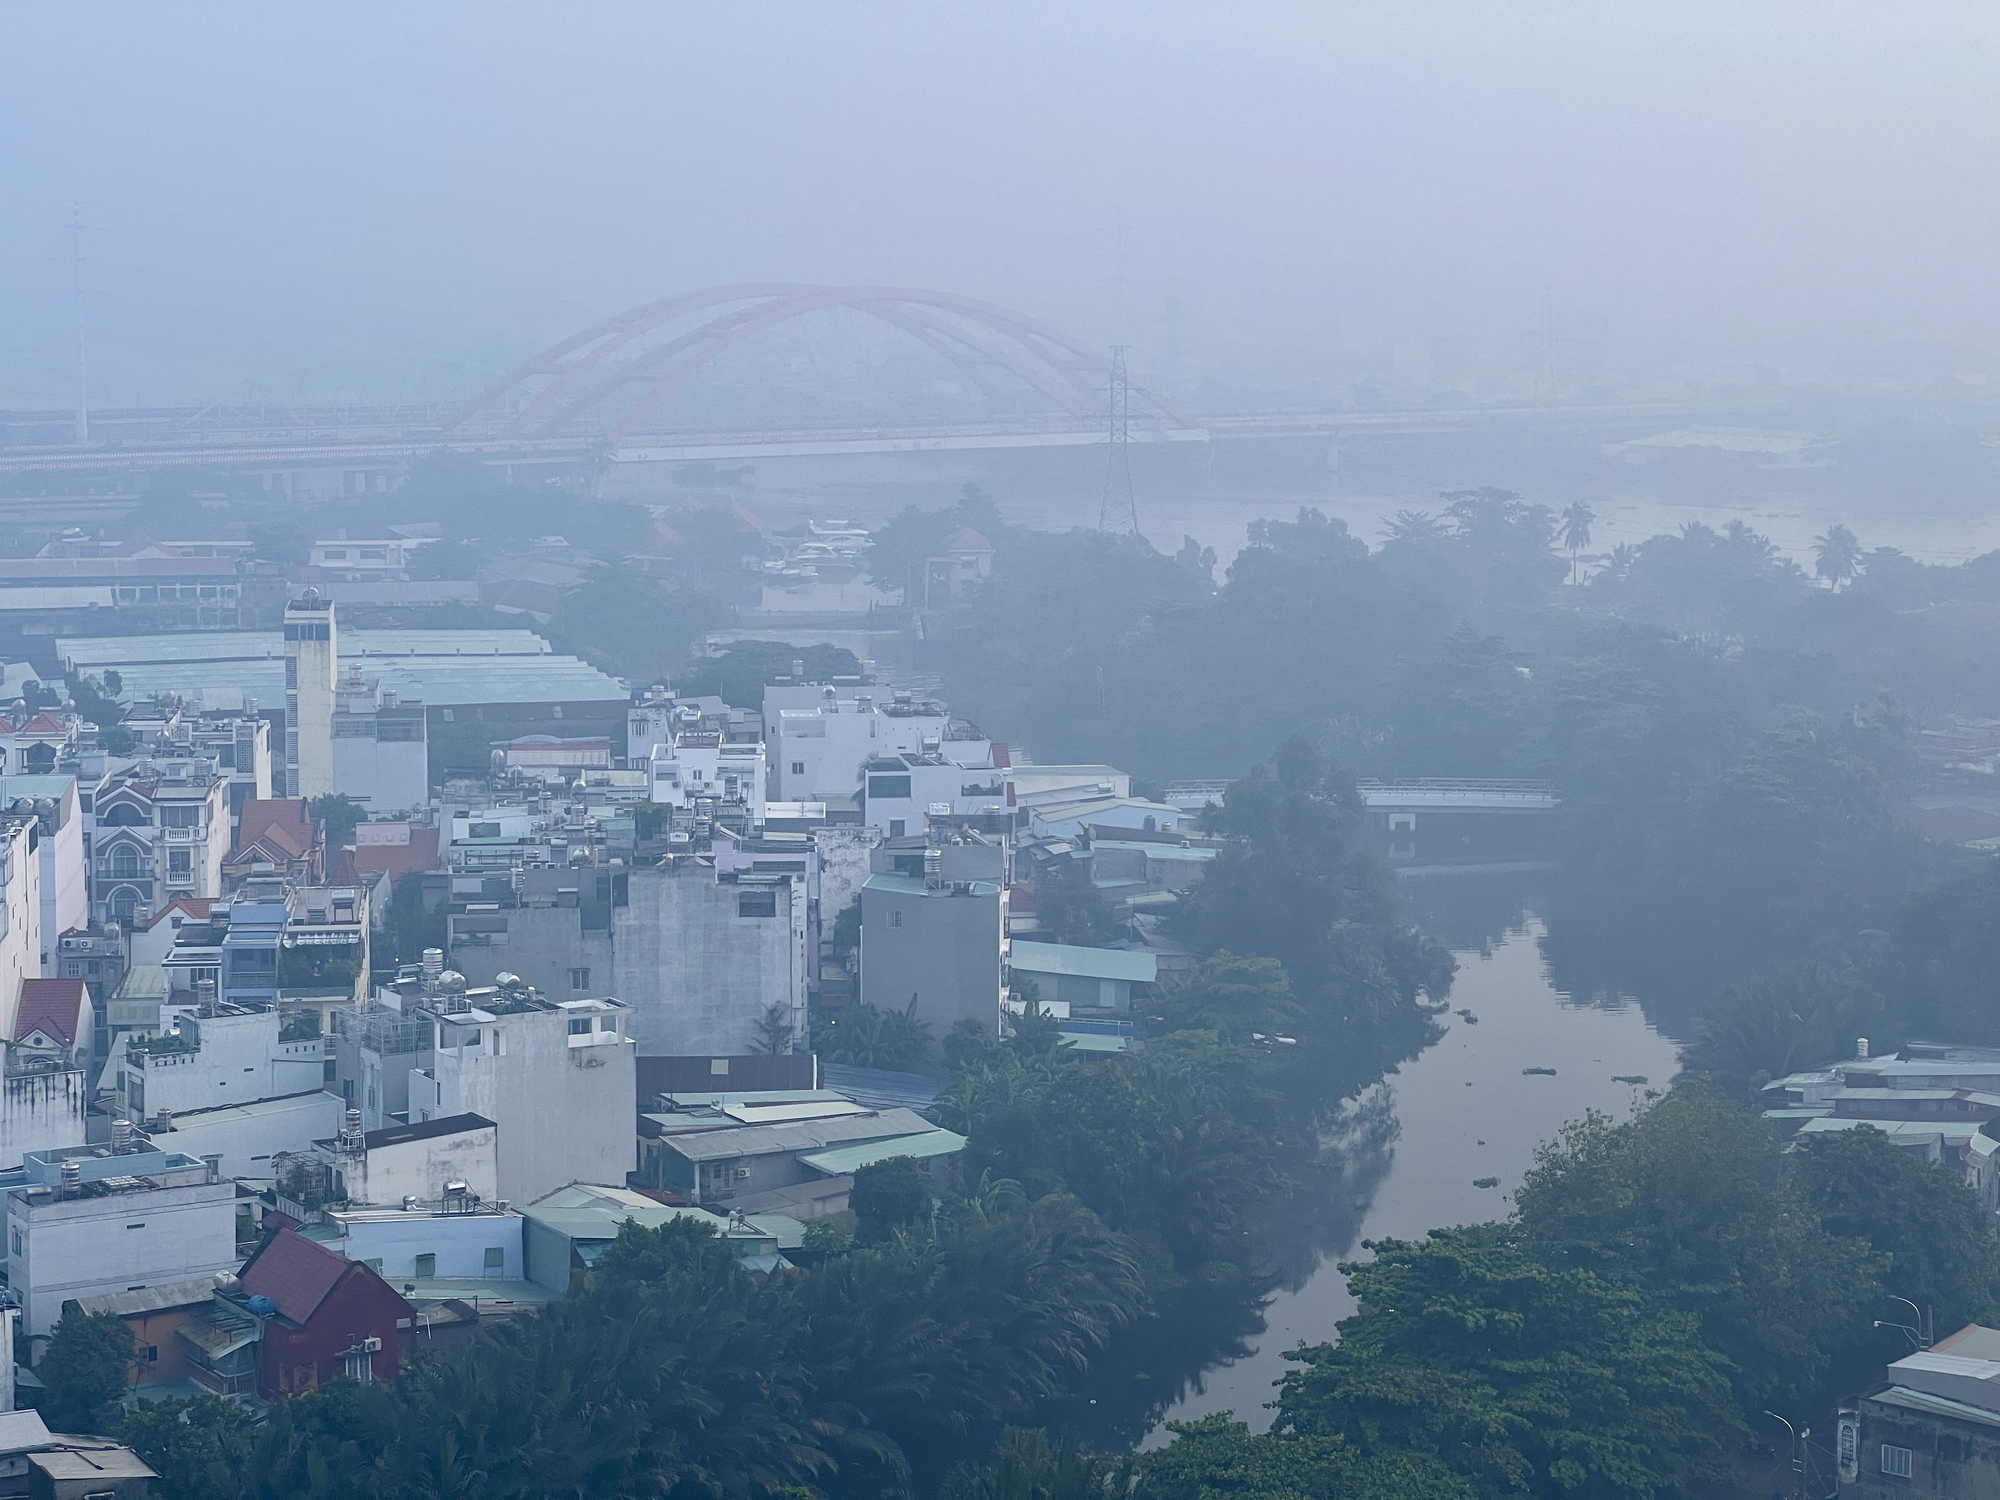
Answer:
[[86, 759, 229, 928], [521, 1183, 782, 1295], [1840, 1323, 2000, 1496], [332, 666, 427, 813], [71, 1275, 231, 1391], [313, 1111, 500, 1208], [236, 1227, 414, 1396], [4, 1144, 237, 1336], [0, 776, 85, 968], [223, 799, 323, 888], [11, 980, 91, 1077], [859, 860, 1003, 1036], [122, 1001, 325, 1126], [637, 1097, 962, 1210]]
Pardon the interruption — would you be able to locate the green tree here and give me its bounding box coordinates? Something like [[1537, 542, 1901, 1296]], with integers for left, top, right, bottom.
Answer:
[[1512, 1083, 1882, 1413], [38, 1306, 133, 1432], [1792, 1124, 2000, 1366], [815, 996, 933, 1070], [1559, 500, 1595, 586], [943, 1427, 1124, 1500], [851, 1156, 934, 1244], [1033, 857, 1121, 947], [1155, 952, 1305, 1042], [1684, 963, 1878, 1099], [1141, 1412, 1473, 1500], [1815, 523, 1863, 589], [1275, 1224, 1742, 1500], [309, 793, 366, 851]]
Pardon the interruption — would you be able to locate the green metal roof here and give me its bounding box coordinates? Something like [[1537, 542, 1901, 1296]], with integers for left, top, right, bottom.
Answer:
[[797, 1128, 967, 1176], [1008, 940, 1157, 984]]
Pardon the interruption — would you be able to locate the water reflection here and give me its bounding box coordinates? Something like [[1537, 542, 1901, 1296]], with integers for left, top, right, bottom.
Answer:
[[1138, 913, 1681, 1439]]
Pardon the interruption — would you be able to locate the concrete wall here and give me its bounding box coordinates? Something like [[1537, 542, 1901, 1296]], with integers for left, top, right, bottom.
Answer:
[[329, 1209, 523, 1284], [144, 1090, 342, 1182], [127, 1008, 324, 1118], [341, 1125, 500, 1206], [1853, 1395, 2000, 1497], [9, 1178, 238, 1336], [450, 902, 612, 1000], [859, 882, 1002, 1035], [0, 822, 40, 1042], [332, 732, 428, 814], [0, 1072, 87, 1171], [414, 1006, 635, 1205], [813, 826, 881, 923], [613, 867, 807, 1057]]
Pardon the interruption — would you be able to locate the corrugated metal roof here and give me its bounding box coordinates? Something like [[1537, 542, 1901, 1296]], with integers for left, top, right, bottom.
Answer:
[[72, 1274, 226, 1317], [1008, 940, 1157, 983], [797, 1128, 966, 1176], [655, 1107, 937, 1163]]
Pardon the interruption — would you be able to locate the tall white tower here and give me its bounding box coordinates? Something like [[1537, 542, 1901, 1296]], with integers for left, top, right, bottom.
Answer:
[[284, 591, 337, 800]]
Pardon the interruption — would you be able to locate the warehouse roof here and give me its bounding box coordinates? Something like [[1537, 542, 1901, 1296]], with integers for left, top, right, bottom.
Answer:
[[1008, 940, 1158, 984], [59, 628, 623, 712]]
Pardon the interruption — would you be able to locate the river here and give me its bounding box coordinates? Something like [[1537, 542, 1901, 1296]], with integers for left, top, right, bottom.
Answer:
[[1150, 914, 1682, 1438]]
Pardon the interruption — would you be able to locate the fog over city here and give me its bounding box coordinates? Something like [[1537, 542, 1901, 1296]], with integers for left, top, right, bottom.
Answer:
[[4, 10, 2000, 1500], [5, 4, 2000, 406]]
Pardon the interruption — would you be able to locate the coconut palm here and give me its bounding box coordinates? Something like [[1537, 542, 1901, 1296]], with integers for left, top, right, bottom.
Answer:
[[1814, 524, 1862, 590], [1559, 501, 1596, 585]]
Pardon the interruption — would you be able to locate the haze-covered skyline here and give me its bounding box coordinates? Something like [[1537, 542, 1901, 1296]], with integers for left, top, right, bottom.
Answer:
[[4, 3, 1998, 409]]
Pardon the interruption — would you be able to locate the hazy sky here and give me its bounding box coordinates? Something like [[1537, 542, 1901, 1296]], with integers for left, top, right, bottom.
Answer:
[[4, 3, 1998, 407]]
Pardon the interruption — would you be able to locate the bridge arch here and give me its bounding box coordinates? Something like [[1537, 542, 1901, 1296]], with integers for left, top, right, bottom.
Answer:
[[446, 284, 1193, 442]]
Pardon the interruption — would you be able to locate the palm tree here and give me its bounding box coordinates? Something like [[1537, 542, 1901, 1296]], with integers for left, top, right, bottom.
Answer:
[[1814, 524, 1862, 590], [1559, 501, 1596, 585]]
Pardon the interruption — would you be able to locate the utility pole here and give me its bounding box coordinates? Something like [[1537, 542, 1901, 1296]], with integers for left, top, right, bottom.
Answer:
[[1099, 346, 1138, 537]]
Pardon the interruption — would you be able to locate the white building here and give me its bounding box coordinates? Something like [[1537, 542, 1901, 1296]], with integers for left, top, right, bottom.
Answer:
[[0, 820, 40, 1042], [331, 666, 428, 813], [6, 1146, 238, 1336], [309, 537, 425, 580], [317, 1111, 501, 1207], [648, 735, 768, 821], [285, 592, 338, 800], [860, 754, 1009, 838], [314, 1199, 524, 1285], [139, 1090, 344, 1184], [768, 687, 991, 805], [86, 759, 230, 929], [123, 1003, 325, 1124], [0, 778, 84, 969], [407, 992, 635, 1206]]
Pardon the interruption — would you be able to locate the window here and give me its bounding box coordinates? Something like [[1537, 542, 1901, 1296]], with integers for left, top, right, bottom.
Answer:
[[10, 1229, 20, 1256], [414, 1253, 436, 1279], [868, 774, 912, 800], [569, 1018, 592, 1035], [160, 805, 200, 828], [889, 819, 905, 838], [1882, 1445, 1913, 1478], [791, 761, 805, 776], [141, 1344, 158, 1363], [889, 909, 903, 928], [363, 1258, 383, 1274], [344, 1347, 373, 1384], [738, 890, 777, 918], [168, 849, 191, 876], [568, 967, 590, 991], [484, 1246, 505, 1275]]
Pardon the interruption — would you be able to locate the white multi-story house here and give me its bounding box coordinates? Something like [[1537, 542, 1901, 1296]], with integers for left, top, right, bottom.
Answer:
[[86, 759, 230, 928], [766, 687, 991, 805], [0, 777, 85, 972], [648, 733, 768, 821]]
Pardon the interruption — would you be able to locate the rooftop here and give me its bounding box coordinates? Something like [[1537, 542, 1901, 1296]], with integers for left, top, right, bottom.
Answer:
[[1008, 940, 1158, 984], [362, 1112, 495, 1152]]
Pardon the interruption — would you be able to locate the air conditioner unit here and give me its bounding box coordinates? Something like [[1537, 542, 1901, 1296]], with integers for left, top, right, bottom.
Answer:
[[361, 1336, 382, 1354], [734, 1167, 751, 1181]]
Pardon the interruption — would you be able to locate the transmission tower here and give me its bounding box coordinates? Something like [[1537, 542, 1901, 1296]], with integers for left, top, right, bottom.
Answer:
[[1099, 345, 1139, 535]]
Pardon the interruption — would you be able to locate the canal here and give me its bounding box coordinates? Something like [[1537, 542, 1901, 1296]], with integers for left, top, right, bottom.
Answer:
[[1152, 915, 1683, 1437]]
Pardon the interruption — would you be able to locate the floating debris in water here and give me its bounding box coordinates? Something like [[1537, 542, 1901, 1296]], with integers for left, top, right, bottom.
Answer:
[[1476, 1139, 1486, 1146], [1456, 1009, 1479, 1024], [1613, 1074, 1649, 1085], [1473, 1177, 1500, 1189], [1522, 1066, 1557, 1076]]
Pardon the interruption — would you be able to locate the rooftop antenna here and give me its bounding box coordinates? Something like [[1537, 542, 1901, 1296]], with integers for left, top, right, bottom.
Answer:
[[1098, 346, 1139, 537]]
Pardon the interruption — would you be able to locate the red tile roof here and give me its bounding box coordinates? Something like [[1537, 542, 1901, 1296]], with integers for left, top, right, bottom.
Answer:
[[349, 826, 439, 884], [17, 714, 69, 736], [139, 895, 216, 933], [234, 799, 315, 860], [239, 1228, 354, 1325], [14, 978, 86, 1047], [945, 527, 994, 552]]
